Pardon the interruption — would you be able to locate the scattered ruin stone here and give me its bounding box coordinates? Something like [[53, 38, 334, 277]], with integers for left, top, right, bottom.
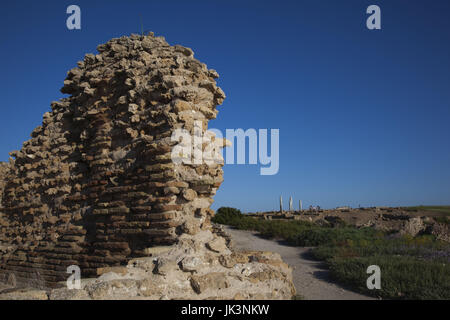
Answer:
[[429, 222, 450, 242], [246, 207, 450, 241], [401, 217, 426, 237], [0, 33, 295, 299]]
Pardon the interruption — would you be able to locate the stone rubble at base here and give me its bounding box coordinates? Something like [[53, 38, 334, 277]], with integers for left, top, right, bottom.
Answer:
[[0, 228, 295, 300]]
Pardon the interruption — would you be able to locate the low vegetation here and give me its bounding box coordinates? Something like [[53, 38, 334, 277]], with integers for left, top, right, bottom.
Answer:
[[405, 205, 450, 215], [213, 207, 450, 300]]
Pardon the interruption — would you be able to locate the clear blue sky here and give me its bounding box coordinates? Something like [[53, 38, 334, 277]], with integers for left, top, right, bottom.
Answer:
[[1, 0, 449, 211]]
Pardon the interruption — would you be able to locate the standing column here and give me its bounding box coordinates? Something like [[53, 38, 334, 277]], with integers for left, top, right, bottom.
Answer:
[[279, 195, 283, 214]]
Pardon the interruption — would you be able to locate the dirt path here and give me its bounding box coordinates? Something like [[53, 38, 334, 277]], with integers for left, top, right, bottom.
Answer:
[[225, 226, 375, 300]]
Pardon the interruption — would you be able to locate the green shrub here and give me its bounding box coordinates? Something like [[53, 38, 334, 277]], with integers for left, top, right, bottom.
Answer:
[[435, 216, 450, 225], [212, 207, 243, 225]]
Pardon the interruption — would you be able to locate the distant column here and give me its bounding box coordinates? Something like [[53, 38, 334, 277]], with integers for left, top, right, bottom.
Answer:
[[299, 200, 302, 212], [280, 196, 283, 213], [289, 196, 293, 212]]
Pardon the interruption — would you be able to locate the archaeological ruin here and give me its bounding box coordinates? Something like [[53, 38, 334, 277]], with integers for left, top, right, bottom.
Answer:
[[0, 33, 295, 299]]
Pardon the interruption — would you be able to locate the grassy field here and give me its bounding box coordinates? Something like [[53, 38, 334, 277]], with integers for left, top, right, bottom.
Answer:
[[405, 205, 450, 215], [213, 207, 450, 300]]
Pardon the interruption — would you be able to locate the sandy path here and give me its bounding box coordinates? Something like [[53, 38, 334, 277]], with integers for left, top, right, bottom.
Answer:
[[224, 226, 375, 300]]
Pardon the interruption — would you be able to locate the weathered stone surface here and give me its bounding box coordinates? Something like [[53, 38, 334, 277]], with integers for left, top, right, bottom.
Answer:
[[430, 222, 450, 242], [180, 256, 205, 272], [182, 189, 197, 201], [49, 288, 91, 300], [219, 252, 250, 268], [97, 266, 128, 276], [206, 237, 227, 253], [142, 246, 173, 256], [401, 217, 426, 237], [0, 289, 48, 300], [190, 272, 229, 294]]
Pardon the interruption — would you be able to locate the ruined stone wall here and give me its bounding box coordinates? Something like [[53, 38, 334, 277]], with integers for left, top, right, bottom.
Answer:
[[0, 163, 10, 206], [0, 33, 226, 287], [0, 163, 10, 236]]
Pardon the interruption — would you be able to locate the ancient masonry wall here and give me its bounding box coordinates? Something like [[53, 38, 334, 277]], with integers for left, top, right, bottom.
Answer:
[[0, 33, 226, 287]]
